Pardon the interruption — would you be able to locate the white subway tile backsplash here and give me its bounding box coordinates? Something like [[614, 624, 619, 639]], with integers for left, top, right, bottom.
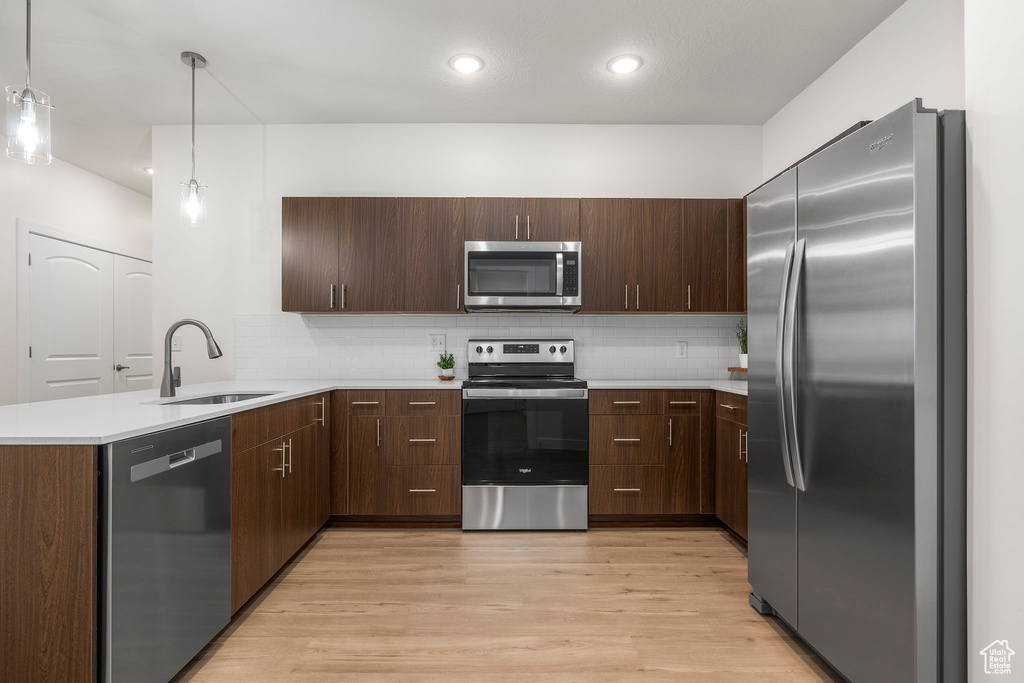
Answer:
[[234, 314, 745, 381]]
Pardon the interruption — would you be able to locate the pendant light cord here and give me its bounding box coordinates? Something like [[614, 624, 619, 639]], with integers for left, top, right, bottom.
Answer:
[[25, 0, 32, 88], [190, 56, 196, 179]]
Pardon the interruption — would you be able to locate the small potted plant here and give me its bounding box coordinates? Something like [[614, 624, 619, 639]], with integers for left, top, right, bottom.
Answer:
[[736, 318, 748, 369], [436, 352, 455, 381]]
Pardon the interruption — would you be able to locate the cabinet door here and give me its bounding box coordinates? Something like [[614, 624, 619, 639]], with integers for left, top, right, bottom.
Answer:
[[315, 393, 331, 525], [231, 441, 284, 613], [589, 415, 665, 465], [715, 418, 745, 536], [385, 466, 461, 515], [682, 199, 728, 312], [664, 408, 701, 514], [338, 197, 396, 312], [589, 466, 664, 515], [581, 198, 634, 312], [523, 198, 580, 242], [282, 197, 339, 312], [397, 197, 466, 312], [280, 425, 319, 563], [466, 197, 523, 241], [349, 416, 386, 515], [726, 199, 747, 313], [633, 199, 682, 312], [736, 424, 748, 538], [330, 390, 348, 515]]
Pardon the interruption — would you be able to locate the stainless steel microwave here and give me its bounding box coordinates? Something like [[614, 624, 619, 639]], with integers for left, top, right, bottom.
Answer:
[[463, 241, 582, 312]]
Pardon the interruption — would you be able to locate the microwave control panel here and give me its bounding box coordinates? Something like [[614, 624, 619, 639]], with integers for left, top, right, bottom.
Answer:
[[562, 253, 579, 296]]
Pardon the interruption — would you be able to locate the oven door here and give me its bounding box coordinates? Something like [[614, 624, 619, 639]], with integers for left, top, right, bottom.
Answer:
[[462, 388, 588, 485], [464, 241, 581, 310]]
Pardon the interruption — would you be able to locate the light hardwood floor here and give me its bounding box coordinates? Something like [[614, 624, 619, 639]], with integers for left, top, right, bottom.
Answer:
[[175, 528, 840, 682]]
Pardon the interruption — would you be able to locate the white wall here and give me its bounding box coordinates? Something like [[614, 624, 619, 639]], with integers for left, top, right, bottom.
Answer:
[[964, 0, 1024, 677], [0, 141, 151, 406], [761, 0, 965, 180], [151, 123, 762, 385]]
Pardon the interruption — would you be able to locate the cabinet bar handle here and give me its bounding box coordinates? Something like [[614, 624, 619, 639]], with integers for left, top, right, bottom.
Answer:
[[515, 215, 519, 240], [614, 488, 641, 492], [743, 430, 748, 462], [613, 400, 641, 405], [316, 397, 326, 425], [625, 284, 629, 310], [687, 285, 691, 310], [636, 285, 639, 310], [352, 401, 379, 405], [286, 438, 293, 473], [330, 284, 336, 310], [527, 214, 530, 240], [376, 418, 380, 447], [409, 489, 436, 493], [341, 283, 346, 310], [739, 428, 743, 460], [272, 443, 286, 478], [409, 401, 436, 405], [669, 418, 672, 446], [456, 284, 461, 311], [614, 438, 641, 442], [408, 438, 436, 443], [720, 404, 738, 410], [670, 400, 697, 405]]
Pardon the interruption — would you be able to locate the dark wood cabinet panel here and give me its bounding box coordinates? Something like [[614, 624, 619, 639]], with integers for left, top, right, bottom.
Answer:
[[581, 198, 634, 312], [282, 197, 339, 312], [385, 466, 460, 515], [524, 198, 580, 241], [347, 390, 386, 416], [589, 415, 665, 465], [338, 197, 396, 312], [466, 197, 523, 241], [589, 389, 663, 415], [726, 198, 747, 313], [1, 445, 97, 683], [664, 412, 701, 514], [715, 413, 748, 540], [699, 390, 716, 514], [633, 199, 683, 312], [589, 466, 664, 515], [385, 390, 460, 416], [397, 197, 466, 312], [330, 391, 348, 515], [315, 393, 331, 525], [384, 416, 460, 466], [232, 395, 319, 453], [682, 199, 728, 312], [231, 441, 284, 613], [280, 425, 319, 563], [716, 392, 748, 425], [348, 415, 386, 515]]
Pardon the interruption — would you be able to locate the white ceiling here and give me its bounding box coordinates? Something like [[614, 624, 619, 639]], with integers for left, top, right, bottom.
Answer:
[[0, 0, 905, 196]]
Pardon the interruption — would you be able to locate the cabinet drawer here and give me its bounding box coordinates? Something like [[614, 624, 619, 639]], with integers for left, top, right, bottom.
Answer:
[[347, 390, 386, 416], [386, 390, 459, 416], [664, 390, 702, 415], [589, 390, 663, 415], [232, 396, 319, 452], [384, 416, 460, 465], [589, 415, 665, 465], [716, 392, 747, 425], [386, 466, 460, 515], [589, 466, 663, 515]]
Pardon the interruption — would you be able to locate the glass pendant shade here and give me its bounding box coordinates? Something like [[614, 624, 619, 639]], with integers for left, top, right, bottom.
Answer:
[[180, 179, 207, 228], [5, 85, 51, 164]]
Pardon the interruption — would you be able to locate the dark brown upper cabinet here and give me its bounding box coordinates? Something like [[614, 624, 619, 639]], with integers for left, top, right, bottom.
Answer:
[[682, 199, 728, 312], [633, 199, 682, 312], [338, 197, 397, 312], [581, 198, 634, 312], [396, 197, 466, 312], [726, 199, 747, 313], [282, 197, 339, 312], [467, 197, 580, 242]]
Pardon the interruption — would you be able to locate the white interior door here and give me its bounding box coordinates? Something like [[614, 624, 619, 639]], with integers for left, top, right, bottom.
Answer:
[[29, 235, 115, 401], [113, 255, 154, 392]]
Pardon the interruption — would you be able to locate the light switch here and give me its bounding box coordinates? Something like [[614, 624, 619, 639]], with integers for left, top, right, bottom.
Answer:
[[676, 341, 688, 358], [171, 334, 182, 351]]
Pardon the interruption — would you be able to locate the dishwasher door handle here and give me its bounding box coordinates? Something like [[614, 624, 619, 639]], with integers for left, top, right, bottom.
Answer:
[[130, 439, 223, 482]]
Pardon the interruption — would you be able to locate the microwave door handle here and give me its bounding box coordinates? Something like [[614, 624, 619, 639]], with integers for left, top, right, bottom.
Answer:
[[555, 252, 564, 296]]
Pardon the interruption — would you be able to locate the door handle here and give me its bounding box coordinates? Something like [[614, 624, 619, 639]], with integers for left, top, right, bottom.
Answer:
[[272, 442, 286, 478], [687, 285, 691, 310], [316, 397, 326, 425], [409, 489, 436, 493], [352, 401, 379, 405], [739, 428, 744, 460], [376, 418, 380, 447], [613, 438, 641, 442], [456, 284, 461, 311], [527, 214, 530, 240], [668, 418, 672, 446], [613, 401, 640, 405], [720, 404, 738, 411], [784, 238, 807, 490], [625, 284, 629, 310], [286, 438, 293, 474], [408, 438, 436, 443], [614, 488, 641, 492], [115, 364, 130, 371], [515, 214, 519, 240], [670, 400, 696, 405], [330, 283, 336, 310], [776, 242, 796, 488], [636, 285, 639, 310], [408, 401, 436, 406], [341, 283, 346, 310]]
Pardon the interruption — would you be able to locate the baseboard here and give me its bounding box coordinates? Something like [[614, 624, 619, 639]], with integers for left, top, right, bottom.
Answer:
[[326, 515, 461, 528], [588, 513, 720, 527]]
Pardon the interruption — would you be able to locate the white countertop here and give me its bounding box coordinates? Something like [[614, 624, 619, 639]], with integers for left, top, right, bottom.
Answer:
[[0, 377, 746, 446]]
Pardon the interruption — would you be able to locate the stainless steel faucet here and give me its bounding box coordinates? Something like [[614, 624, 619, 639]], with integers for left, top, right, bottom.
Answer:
[[160, 319, 223, 397]]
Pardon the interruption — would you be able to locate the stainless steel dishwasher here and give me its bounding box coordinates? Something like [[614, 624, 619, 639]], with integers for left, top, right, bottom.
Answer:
[[101, 416, 231, 683]]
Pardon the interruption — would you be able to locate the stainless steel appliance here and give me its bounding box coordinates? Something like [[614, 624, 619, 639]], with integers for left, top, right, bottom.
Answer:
[[464, 241, 581, 311], [101, 417, 231, 683], [462, 339, 588, 529], [746, 100, 966, 682]]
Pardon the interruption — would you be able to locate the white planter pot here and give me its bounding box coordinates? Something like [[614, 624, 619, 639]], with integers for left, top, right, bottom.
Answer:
[[739, 353, 748, 369]]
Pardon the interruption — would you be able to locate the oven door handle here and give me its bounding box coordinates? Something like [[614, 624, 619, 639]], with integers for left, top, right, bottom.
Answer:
[[462, 388, 588, 399]]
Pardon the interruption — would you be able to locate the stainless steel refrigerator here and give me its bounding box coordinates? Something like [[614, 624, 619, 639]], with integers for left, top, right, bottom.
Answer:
[[746, 99, 966, 683]]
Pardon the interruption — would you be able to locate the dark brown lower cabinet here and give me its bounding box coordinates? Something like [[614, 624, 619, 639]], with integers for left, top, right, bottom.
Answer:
[[231, 438, 286, 613], [589, 466, 664, 515], [663, 396, 702, 514], [715, 414, 748, 540], [348, 415, 386, 515], [280, 425, 320, 562], [386, 466, 461, 515]]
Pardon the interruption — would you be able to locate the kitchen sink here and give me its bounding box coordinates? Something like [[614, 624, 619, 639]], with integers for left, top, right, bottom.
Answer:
[[163, 392, 278, 406]]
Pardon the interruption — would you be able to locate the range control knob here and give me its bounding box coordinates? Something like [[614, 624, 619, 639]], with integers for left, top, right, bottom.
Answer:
[[486, 346, 494, 353], [560, 345, 568, 353], [549, 345, 557, 354], [476, 346, 483, 354]]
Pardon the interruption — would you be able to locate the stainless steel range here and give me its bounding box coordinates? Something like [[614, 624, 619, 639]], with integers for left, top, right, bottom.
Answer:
[[461, 339, 588, 530]]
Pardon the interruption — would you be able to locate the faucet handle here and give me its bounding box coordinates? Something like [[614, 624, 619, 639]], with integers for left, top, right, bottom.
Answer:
[[172, 366, 181, 388]]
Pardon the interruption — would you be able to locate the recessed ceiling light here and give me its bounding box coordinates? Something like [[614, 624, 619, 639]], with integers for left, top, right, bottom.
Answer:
[[449, 55, 483, 74], [608, 55, 643, 74], [144, 166, 154, 175]]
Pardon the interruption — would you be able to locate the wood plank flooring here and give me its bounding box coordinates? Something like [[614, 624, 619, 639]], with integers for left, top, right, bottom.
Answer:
[[174, 529, 840, 682]]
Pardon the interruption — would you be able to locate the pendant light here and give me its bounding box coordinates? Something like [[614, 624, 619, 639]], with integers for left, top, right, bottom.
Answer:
[[180, 51, 208, 228], [6, 0, 52, 164]]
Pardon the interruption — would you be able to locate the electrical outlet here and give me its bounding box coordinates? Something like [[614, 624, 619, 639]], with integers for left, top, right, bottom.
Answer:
[[676, 341, 688, 359], [171, 334, 182, 351], [428, 334, 446, 351]]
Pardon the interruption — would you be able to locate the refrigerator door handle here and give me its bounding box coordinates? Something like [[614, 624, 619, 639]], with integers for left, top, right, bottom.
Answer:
[[776, 242, 796, 488], [784, 238, 807, 491]]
